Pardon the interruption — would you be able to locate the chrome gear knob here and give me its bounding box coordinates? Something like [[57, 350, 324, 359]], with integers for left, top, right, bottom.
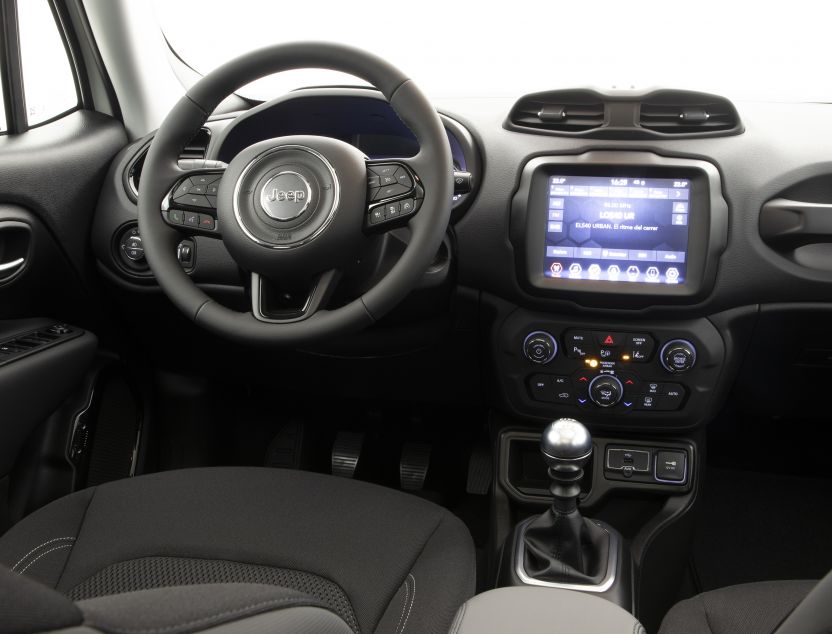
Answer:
[[540, 418, 592, 510]]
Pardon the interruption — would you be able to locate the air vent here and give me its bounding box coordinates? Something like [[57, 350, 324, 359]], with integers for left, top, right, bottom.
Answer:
[[508, 90, 605, 133], [126, 127, 211, 199], [639, 91, 742, 135]]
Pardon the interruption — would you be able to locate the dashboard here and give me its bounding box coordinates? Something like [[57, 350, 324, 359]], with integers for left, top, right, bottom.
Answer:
[[91, 85, 832, 433]]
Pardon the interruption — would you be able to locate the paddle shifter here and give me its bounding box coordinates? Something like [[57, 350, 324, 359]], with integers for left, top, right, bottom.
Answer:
[[519, 418, 615, 587]]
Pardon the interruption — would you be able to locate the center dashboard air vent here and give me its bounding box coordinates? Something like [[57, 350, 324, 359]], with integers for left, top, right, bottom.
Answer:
[[505, 88, 743, 139], [638, 92, 742, 135], [125, 127, 211, 200], [508, 90, 605, 134]]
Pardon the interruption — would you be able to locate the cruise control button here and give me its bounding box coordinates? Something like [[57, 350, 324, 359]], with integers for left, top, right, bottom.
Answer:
[[380, 174, 397, 186], [178, 194, 212, 208], [369, 164, 398, 178], [374, 183, 410, 200], [198, 214, 216, 231], [191, 173, 221, 186], [367, 174, 380, 189], [394, 167, 413, 188]]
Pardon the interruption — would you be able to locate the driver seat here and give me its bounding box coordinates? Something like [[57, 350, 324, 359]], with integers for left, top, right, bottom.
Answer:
[[0, 467, 475, 634]]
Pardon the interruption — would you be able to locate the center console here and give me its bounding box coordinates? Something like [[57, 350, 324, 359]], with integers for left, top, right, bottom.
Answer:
[[488, 150, 731, 629]]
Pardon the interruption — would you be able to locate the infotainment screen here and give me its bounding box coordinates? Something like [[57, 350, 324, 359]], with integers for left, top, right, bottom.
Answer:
[[543, 175, 691, 285]]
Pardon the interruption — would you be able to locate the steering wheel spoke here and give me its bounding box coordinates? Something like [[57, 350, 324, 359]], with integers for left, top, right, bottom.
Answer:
[[251, 268, 342, 323], [160, 160, 228, 237], [364, 159, 425, 232]]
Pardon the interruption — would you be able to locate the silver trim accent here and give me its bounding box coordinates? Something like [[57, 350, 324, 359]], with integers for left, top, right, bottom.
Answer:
[[0, 257, 24, 273], [605, 448, 651, 472], [660, 339, 697, 373], [653, 450, 689, 484], [259, 171, 312, 220], [514, 516, 619, 592], [523, 330, 558, 364], [251, 272, 313, 323], [232, 145, 340, 249]]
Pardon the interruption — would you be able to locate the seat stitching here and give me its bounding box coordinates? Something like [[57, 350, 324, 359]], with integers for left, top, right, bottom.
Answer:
[[399, 574, 416, 633], [11, 537, 76, 571], [393, 574, 411, 634], [17, 544, 75, 575], [86, 595, 320, 634], [55, 485, 99, 590]]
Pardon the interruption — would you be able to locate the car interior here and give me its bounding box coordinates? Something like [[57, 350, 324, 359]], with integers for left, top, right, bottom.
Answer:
[[1, 1, 832, 633]]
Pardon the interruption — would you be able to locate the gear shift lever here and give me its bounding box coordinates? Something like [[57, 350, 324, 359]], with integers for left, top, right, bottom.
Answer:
[[519, 417, 613, 586], [540, 418, 592, 512]]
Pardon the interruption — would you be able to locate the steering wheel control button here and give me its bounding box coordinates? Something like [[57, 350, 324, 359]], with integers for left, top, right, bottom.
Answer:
[[259, 171, 312, 221], [191, 173, 221, 186], [655, 451, 687, 483], [453, 170, 473, 195], [168, 209, 184, 224], [369, 207, 385, 225], [395, 167, 413, 188], [198, 214, 216, 231], [660, 339, 697, 373], [384, 202, 401, 219], [173, 181, 193, 198], [588, 374, 623, 408], [523, 331, 558, 365]]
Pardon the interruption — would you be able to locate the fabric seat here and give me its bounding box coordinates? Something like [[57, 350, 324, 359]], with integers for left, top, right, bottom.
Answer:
[[659, 579, 823, 634], [0, 467, 476, 634]]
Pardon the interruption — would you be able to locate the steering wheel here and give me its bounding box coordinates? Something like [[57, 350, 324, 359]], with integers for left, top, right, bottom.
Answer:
[[138, 43, 452, 345]]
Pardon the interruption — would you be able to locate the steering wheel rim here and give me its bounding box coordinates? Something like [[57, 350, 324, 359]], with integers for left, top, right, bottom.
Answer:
[[138, 42, 452, 345]]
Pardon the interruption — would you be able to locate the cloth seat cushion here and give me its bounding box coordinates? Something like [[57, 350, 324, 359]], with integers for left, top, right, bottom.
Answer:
[[659, 580, 816, 634], [0, 467, 475, 634]]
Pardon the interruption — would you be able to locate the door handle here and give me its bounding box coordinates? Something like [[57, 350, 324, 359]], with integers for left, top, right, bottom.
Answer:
[[0, 257, 24, 273]]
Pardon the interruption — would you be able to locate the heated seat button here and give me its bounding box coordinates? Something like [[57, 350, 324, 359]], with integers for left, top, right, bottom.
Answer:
[[655, 451, 687, 483]]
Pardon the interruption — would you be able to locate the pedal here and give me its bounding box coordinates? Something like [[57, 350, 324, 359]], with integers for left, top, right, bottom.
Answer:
[[331, 431, 364, 478], [400, 442, 431, 491], [264, 421, 303, 469], [466, 444, 493, 495]]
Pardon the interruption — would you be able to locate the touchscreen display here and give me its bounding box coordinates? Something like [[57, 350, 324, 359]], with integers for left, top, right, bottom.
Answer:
[[544, 175, 691, 284]]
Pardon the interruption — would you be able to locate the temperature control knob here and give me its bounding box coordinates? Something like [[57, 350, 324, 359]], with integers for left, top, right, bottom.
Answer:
[[661, 340, 697, 373], [523, 331, 558, 364], [588, 375, 623, 408]]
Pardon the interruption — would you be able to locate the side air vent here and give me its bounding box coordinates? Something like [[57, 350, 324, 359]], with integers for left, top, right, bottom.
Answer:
[[638, 91, 742, 135], [507, 90, 605, 134], [125, 127, 211, 199]]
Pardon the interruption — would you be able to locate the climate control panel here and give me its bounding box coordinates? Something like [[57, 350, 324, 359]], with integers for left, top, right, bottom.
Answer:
[[496, 312, 725, 429]]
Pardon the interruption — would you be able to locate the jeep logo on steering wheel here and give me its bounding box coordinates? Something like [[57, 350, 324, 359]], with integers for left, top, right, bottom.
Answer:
[[259, 171, 312, 221], [266, 189, 306, 203]]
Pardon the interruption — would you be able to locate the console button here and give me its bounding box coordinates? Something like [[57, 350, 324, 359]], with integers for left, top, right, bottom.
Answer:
[[595, 332, 625, 347], [588, 374, 623, 408], [607, 448, 650, 472], [626, 333, 655, 362], [523, 331, 558, 364], [661, 339, 697, 373], [564, 330, 597, 359], [551, 376, 575, 403], [529, 375, 555, 402], [655, 450, 687, 483]]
